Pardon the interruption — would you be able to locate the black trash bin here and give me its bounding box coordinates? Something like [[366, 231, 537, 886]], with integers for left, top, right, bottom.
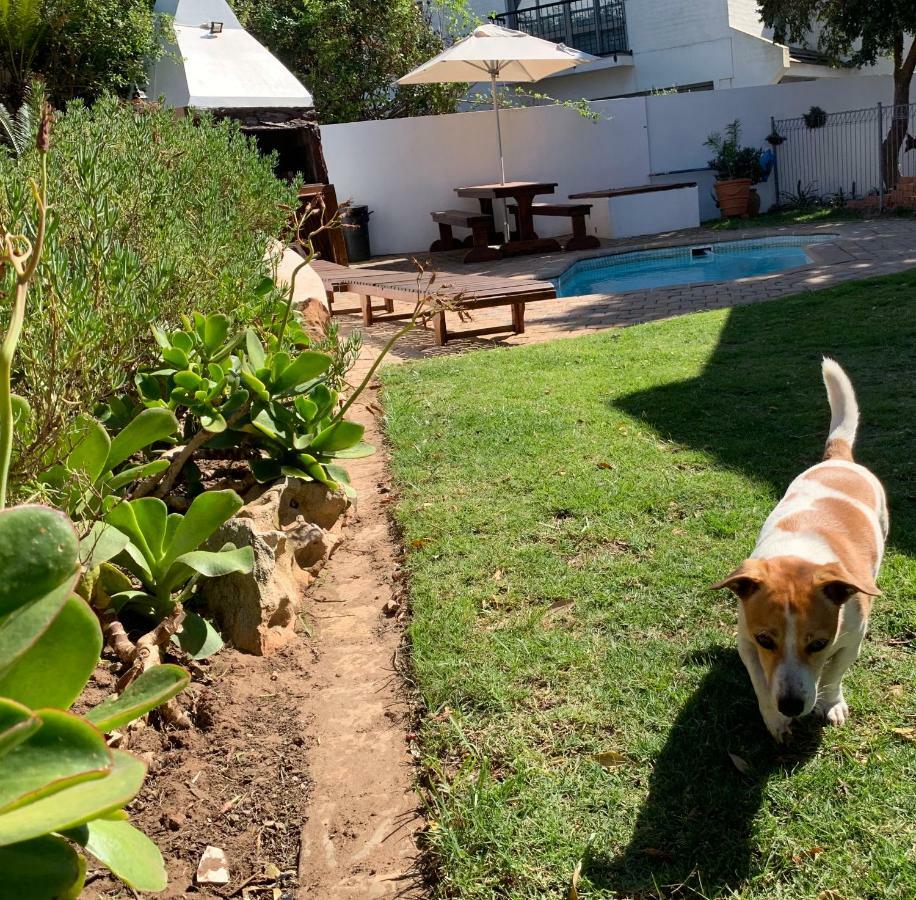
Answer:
[[341, 205, 372, 262]]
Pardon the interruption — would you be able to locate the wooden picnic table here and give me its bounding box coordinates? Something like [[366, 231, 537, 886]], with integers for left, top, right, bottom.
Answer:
[[455, 181, 561, 260]]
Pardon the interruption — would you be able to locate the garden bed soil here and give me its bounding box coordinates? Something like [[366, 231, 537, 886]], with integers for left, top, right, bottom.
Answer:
[[84, 380, 424, 899]]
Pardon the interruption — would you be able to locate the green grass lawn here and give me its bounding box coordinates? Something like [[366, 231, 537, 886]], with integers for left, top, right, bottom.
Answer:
[[382, 271, 916, 899]]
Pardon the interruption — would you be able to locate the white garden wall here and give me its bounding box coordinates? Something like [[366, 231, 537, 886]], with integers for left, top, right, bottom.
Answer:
[[321, 74, 900, 255], [321, 99, 649, 255]]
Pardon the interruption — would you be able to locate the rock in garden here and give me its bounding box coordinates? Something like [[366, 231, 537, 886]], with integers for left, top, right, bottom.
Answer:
[[201, 479, 349, 655], [196, 845, 230, 885]]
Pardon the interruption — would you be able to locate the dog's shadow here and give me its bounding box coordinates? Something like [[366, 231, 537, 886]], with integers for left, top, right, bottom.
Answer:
[[587, 646, 822, 898]]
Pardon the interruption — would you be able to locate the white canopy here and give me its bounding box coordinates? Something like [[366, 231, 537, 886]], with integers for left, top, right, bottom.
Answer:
[[397, 23, 596, 84], [149, 0, 313, 109]]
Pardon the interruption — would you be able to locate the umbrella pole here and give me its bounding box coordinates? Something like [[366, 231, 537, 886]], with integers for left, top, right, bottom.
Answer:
[[490, 72, 510, 242]]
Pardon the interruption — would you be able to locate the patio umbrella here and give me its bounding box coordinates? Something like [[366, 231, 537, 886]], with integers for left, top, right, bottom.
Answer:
[[397, 23, 597, 187]]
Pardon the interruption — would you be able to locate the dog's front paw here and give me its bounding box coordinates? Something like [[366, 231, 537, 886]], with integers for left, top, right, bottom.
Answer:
[[817, 698, 849, 727], [762, 709, 793, 743]]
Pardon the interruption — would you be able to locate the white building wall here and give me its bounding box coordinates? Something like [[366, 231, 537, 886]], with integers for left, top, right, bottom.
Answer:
[[726, 0, 772, 39]]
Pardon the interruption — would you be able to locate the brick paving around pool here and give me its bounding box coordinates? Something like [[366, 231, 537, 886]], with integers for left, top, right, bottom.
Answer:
[[330, 217, 916, 362]]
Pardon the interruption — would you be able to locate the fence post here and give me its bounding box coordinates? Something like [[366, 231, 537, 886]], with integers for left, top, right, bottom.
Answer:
[[770, 115, 780, 207], [877, 102, 884, 213]]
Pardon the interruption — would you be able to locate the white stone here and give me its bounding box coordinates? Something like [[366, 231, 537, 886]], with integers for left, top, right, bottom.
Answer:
[[196, 845, 230, 885]]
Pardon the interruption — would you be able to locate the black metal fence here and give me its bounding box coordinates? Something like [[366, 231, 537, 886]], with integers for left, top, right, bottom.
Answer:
[[494, 0, 629, 57], [772, 101, 916, 209]]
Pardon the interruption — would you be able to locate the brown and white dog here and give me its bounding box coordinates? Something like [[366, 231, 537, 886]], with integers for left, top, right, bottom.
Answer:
[[713, 359, 888, 742]]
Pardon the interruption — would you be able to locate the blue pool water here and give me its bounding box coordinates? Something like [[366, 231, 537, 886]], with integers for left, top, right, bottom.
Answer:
[[555, 235, 833, 297]]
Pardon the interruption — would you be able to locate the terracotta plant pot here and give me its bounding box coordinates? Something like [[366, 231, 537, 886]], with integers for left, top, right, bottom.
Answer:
[[714, 178, 752, 217]]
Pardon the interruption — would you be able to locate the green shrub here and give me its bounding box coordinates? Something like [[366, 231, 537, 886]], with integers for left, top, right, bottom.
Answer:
[[0, 0, 161, 107], [0, 96, 297, 487]]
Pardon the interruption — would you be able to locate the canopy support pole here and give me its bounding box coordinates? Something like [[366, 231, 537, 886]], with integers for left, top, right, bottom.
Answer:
[[490, 70, 510, 241]]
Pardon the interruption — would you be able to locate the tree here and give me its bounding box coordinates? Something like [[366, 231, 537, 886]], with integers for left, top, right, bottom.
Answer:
[[758, 0, 916, 187], [233, 0, 476, 124], [0, 0, 159, 107]]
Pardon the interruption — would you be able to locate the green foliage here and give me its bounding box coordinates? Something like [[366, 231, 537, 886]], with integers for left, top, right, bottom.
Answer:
[[37, 408, 179, 518], [104, 490, 254, 658], [143, 313, 249, 436], [234, 0, 475, 123], [136, 312, 373, 498], [704, 120, 764, 183], [0, 0, 160, 107], [802, 105, 828, 129], [0, 96, 296, 491], [0, 504, 188, 897], [0, 84, 33, 157], [759, 0, 916, 73]]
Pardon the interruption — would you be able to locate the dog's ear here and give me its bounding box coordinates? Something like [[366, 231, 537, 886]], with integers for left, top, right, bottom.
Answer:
[[815, 564, 881, 604], [711, 560, 765, 600]]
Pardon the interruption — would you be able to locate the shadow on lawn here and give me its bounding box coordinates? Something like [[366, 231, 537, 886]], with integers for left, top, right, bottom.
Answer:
[[613, 293, 916, 556], [588, 646, 822, 898]]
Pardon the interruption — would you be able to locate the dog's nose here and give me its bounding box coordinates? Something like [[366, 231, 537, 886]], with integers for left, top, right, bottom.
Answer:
[[777, 695, 805, 717]]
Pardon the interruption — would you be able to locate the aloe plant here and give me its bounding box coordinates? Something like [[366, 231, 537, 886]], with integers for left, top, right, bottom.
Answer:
[[104, 489, 254, 659], [0, 504, 188, 897]]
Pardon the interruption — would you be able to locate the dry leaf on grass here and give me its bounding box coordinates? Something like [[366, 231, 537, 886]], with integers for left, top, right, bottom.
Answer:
[[568, 858, 583, 900], [547, 599, 575, 613], [592, 750, 629, 768], [728, 751, 750, 775], [792, 846, 824, 864], [892, 726, 915, 742]]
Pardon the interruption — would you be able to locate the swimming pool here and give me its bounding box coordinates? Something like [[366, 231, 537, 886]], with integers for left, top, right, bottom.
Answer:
[[555, 235, 834, 297]]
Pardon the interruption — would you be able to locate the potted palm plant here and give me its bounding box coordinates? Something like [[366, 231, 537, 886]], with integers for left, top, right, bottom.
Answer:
[[704, 120, 764, 218]]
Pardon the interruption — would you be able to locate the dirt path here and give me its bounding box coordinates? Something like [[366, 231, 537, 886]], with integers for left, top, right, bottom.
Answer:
[[297, 379, 424, 898]]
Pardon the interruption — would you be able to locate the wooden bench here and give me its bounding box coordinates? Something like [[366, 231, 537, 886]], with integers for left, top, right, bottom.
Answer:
[[430, 210, 501, 263], [307, 257, 556, 345], [507, 202, 600, 252]]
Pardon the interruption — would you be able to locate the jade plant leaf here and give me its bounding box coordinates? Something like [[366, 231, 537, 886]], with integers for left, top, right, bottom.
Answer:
[[85, 666, 190, 733], [174, 611, 224, 660], [77, 522, 130, 571], [159, 490, 243, 573], [0, 750, 145, 847], [0, 581, 76, 683], [75, 817, 167, 892], [0, 700, 41, 760], [202, 313, 231, 355], [66, 417, 110, 483], [0, 710, 110, 815], [0, 597, 102, 710], [273, 350, 332, 394], [0, 835, 85, 899], [310, 420, 365, 453], [0, 506, 78, 617], [105, 408, 178, 470], [105, 497, 168, 575]]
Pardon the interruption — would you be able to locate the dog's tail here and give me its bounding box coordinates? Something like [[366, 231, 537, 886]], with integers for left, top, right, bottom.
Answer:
[[821, 357, 859, 461]]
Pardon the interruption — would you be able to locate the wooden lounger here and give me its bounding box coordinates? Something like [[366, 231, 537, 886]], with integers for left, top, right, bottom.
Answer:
[[307, 256, 556, 345]]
